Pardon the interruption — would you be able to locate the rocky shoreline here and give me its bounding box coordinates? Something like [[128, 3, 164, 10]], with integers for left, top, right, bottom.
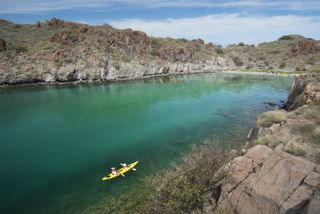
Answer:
[[1, 18, 319, 87], [203, 74, 320, 214]]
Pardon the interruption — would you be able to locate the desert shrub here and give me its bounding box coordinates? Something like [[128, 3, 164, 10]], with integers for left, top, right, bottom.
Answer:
[[312, 127, 320, 142], [13, 24, 23, 29], [308, 66, 320, 73], [285, 145, 306, 156], [279, 62, 286, 69], [231, 56, 243, 66], [144, 142, 232, 214], [295, 123, 315, 134], [279, 35, 293, 40], [271, 50, 280, 54], [114, 63, 120, 70], [253, 136, 269, 145], [307, 57, 315, 65], [257, 110, 286, 127], [215, 48, 224, 55], [238, 42, 245, 46], [7, 42, 28, 54]]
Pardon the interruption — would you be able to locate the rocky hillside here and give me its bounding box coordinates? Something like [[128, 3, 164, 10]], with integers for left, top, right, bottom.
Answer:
[[206, 74, 320, 214], [0, 18, 320, 86]]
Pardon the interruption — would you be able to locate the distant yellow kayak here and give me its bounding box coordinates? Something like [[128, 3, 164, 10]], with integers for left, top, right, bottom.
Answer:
[[102, 161, 138, 181]]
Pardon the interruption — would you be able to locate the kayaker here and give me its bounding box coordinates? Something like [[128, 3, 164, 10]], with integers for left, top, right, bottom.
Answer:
[[111, 167, 118, 175], [121, 163, 129, 169], [121, 163, 137, 171]]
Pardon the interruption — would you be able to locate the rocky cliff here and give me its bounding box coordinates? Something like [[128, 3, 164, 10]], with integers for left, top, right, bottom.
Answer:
[[206, 74, 320, 214], [0, 18, 320, 86]]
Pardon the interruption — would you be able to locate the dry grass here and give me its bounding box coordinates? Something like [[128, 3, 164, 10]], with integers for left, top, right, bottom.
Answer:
[[285, 145, 306, 157], [256, 110, 287, 127]]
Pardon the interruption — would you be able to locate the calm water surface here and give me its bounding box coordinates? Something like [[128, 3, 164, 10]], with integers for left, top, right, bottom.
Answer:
[[0, 73, 292, 213]]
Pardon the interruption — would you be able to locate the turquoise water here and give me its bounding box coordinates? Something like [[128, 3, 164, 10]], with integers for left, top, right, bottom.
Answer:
[[0, 73, 291, 213]]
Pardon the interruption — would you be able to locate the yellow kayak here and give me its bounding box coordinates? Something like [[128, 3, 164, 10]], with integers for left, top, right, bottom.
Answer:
[[102, 161, 138, 181]]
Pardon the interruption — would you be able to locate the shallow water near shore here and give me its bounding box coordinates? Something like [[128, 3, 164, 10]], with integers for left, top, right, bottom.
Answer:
[[0, 73, 291, 213]]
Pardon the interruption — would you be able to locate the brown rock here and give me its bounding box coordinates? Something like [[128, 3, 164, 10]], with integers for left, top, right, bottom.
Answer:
[[286, 74, 320, 110], [214, 145, 319, 214], [47, 17, 64, 26], [291, 40, 320, 56]]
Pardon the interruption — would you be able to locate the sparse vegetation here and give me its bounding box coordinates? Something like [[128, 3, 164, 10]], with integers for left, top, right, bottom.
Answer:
[[215, 48, 224, 55], [7, 42, 28, 53], [279, 35, 293, 40], [279, 62, 286, 69], [143, 142, 232, 214], [257, 110, 287, 127], [253, 136, 269, 145], [285, 145, 306, 156]]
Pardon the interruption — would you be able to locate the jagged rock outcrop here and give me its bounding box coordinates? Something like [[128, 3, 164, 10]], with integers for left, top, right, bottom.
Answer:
[[291, 40, 320, 56], [286, 74, 320, 110], [212, 145, 320, 214], [1, 19, 320, 86]]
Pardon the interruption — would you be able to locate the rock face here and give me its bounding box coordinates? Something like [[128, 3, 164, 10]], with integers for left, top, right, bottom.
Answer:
[[286, 74, 320, 110], [212, 145, 320, 214], [1, 19, 320, 86], [0, 38, 6, 51], [291, 40, 320, 56]]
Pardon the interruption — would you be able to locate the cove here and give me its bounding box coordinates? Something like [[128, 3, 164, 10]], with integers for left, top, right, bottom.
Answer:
[[0, 73, 292, 214]]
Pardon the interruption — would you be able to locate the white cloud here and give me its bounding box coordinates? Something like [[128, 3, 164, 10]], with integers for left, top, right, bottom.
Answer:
[[107, 14, 320, 45], [1, 0, 320, 14]]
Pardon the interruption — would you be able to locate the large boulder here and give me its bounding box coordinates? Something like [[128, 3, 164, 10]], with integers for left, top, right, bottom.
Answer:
[[212, 145, 320, 214]]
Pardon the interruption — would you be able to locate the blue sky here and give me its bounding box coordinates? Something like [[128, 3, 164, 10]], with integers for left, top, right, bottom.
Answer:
[[1, 0, 320, 45]]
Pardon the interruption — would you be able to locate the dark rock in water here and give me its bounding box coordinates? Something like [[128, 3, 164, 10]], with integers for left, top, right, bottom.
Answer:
[[67, 69, 79, 81], [246, 128, 255, 141], [263, 102, 277, 107], [0, 38, 6, 51]]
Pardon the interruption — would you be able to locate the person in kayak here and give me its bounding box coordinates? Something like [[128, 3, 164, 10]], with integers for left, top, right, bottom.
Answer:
[[121, 163, 136, 171], [111, 167, 125, 177], [121, 163, 129, 169], [111, 167, 118, 175]]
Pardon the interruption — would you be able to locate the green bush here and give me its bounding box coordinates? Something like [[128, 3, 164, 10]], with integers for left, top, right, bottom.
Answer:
[[7, 43, 28, 53], [279, 62, 286, 69], [144, 142, 231, 214], [312, 127, 320, 141], [257, 110, 286, 127], [279, 35, 293, 40], [215, 48, 224, 55], [238, 42, 245, 46], [253, 136, 269, 145], [285, 145, 306, 156]]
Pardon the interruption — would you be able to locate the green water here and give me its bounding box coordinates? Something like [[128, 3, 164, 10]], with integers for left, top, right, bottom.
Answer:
[[0, 73, 291, 213]]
